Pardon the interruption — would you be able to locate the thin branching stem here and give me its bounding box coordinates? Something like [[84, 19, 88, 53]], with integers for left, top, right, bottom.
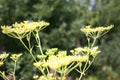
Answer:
[[13, 61, 17, 80], [36, 32, 44, 55], [19, 38, 37, 62]]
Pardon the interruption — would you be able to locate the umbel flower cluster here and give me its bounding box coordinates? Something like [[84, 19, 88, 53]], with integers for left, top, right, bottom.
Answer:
[[1, 21, 49, 39], [80, 25, 113, 39], [0, 21, 113, 80], [0, 52, 9, 66], [0, 53, 22, 80]]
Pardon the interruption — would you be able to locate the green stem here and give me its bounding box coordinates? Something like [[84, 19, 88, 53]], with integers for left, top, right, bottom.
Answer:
[[53, 71, 57, 80], [19, 39, 37, 62], [79, 72, 84, 80], [13, 61, 17, 80], [26, 32, 32, 49], [41, 69, 46, 76], [59, 66, 66, 80], [61, 72, 65, 80], [67, 63, 79, 75], [91, 37, 97, 48], [36, 32, 44, 55], [36, 66, 46, 76], [0, 71, 9, 80], [35, 32, 51, 74], [87, 37, 90, 47], [33, 32, 50, 76], [78, 35, 98, 80], [84, 57, 95, 72], [78, 60, 88, 79], [91, 32, 100, 48], [67, 62, 74, 70], [46, 66, 50, 74]]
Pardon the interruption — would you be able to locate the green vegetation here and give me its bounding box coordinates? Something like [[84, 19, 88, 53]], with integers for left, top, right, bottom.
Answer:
[[0, 21, 113, 80], [0, 0, 120, 80]]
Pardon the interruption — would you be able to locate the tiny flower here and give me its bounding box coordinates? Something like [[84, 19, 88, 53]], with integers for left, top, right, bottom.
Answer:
[[80, 25, 114, 38], [1, 26, 13, 34], [71, 46, 100, 57], [47, 59, 64, 70], [70, 47, 87, 55], [33, 75, 39, 79], [90, 46, 101, 57], [33, 62, 43, 68], [38, 76, 48, 80], [1, 21, 50, 39], [47, 55, 71, 70], [46, 48, 58, 56], [37, 55, 47, 60], [47, 55, 88, 70], [70, 47, 85, 55], [0, 53, 9, 59], [10, 53, 22, 62], [0, 52, 9, 66], [73, 55, 89, 62], [48, 55, 57, 61], [0, 61, 4, 66], [33, 61, 47, 68], [57, 51, 67, 57]]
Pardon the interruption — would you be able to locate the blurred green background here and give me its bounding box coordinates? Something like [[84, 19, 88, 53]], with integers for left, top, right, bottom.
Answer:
[[0, 0, 120, 80]]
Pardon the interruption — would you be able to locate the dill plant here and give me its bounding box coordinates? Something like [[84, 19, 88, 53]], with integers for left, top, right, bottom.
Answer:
[[0, 21, 113, 80]]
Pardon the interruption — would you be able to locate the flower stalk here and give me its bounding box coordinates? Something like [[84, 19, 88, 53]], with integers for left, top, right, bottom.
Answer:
[[0, 21, 113, 80]]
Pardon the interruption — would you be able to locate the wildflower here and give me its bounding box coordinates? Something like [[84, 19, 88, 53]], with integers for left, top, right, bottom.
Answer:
[[10, 53, 22, 62], [70, 47, 84, 55], [38, 76, 48, 80], [72, 55, 89, 62], [33, 75, 39, 79], [33, 61, 46, 68], [45, 48, 58, 56], [0, 61, 3, 66], [90, 46, 101, 57], [1, 26, 13, 34], [0, 53, 9, 66], [80, 25, 113, 38], [70, 47, 100, 57], [47, 57, 71, 70], [37, 74, 55, 80], [47, 55, 57, 61], [70, 47, 89, 55], [37, 55, 47, 60], [46, 55, 88, 70], [57, 51, 67, 57], [1, 21, 50, 39], [45, 55, 69, 70], [0, 53, 9, 59]]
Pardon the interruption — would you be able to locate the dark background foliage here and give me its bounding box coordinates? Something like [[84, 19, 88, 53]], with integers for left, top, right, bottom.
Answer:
[[0, 0, 120, 80]]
